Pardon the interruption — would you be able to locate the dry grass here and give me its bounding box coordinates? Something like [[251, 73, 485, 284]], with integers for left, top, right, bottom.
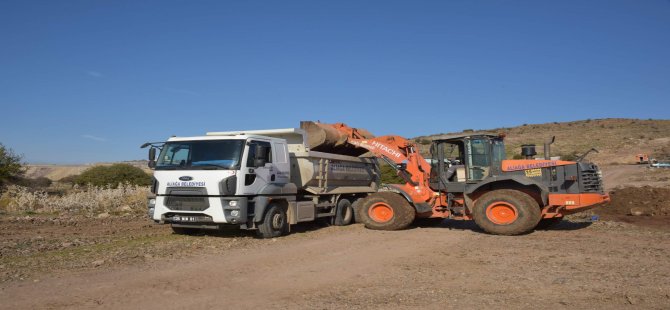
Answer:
[[0, 184, 149, 216], [414, 118, 670, 165]]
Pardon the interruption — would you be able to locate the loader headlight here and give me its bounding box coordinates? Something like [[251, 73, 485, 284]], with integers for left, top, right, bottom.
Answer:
[[230, 210, 239, 217], [148, 198, 156, 206], [228, 200, 238, 207]]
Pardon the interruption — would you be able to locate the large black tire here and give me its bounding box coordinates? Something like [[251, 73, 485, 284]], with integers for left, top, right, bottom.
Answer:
[[358, 192, 415, 231], [333, 198, 354, 226], [257, 204, 288, 239], [535, 217, 563, 230], [472, 189, 541, 235], [171, 226, 201, 235]]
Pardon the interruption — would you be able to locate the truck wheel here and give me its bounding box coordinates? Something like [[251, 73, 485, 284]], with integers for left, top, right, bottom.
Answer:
[[359, 192, 415, 231], [535, 217, 563, 230], [257, 204, 288, 238], [473, 189, 541, 235], [171, 226, 200, 235], [333, 199, 353, 226]]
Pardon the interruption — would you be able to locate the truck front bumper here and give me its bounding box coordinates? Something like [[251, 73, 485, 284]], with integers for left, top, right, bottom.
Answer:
[[150, 196, 249, 226]]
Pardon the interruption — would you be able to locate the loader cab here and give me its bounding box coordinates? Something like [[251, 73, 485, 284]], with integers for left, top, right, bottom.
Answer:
[[429, 134, 505, 192]]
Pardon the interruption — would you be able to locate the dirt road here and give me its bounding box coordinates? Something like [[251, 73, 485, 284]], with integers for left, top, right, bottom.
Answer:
[[1, 219, 669, 309]]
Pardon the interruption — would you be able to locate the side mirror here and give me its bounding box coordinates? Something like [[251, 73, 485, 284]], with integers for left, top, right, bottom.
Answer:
[[148, 147, 157, 168]]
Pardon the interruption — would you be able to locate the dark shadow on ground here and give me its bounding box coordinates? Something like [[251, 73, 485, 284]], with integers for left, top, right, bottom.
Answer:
[[410, 218, 593, 233], [180, 219, 335, 238]]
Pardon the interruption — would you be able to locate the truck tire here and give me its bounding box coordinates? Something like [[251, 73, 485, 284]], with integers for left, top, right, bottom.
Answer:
[[358, 192, 415, 231], [333, 198, 353, 226], [473, 189, 541, 235], [171, 226, 200, 235], [257, 204, 288, 239], [535, 217, 563, 230]]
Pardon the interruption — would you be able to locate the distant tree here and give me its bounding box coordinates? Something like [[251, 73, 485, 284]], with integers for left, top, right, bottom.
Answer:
[[75, 164, 151, 187], [0, 143, 24, 187]]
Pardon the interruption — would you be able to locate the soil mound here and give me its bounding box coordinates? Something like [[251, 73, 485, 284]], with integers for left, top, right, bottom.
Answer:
[[598, 186, 670, 229]]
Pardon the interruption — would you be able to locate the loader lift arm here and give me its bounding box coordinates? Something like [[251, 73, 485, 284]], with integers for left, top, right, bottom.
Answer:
[[311, 122, 437, 208]]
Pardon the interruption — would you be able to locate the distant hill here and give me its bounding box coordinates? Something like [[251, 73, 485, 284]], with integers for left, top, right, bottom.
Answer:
[[413, 118, 670, 165], [24, 118, 670, 180], [24, 161, 149, 181]]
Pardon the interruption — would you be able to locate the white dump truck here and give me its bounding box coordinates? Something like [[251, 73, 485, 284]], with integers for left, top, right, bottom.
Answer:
[[142, 127, 379, 238]]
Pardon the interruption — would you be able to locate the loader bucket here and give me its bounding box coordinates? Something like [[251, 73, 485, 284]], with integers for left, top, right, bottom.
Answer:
[[300, 121, 374, 157]]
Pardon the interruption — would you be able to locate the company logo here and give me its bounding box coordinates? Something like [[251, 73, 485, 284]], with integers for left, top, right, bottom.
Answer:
[[179, 176, 193, 181]]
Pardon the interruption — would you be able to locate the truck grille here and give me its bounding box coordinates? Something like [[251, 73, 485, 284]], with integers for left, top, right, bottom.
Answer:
[[164, 187, 210, 211], [579, 164, 604, 193]]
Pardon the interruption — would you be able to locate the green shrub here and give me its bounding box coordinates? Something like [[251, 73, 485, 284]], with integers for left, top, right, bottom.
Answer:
[[13, 176, 52, 188], [512, 154, 524, 160], [59, 174, 79, 184], [75, 164, 151, 188], [380, 163, 405, 184], [0, 143, 23, 187]]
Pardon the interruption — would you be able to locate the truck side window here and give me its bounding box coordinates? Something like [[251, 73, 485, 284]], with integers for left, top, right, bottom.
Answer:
[[246, 141, 272, 167]]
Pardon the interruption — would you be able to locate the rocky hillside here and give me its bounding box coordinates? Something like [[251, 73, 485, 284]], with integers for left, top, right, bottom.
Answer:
[[413, 118, 670, 165]]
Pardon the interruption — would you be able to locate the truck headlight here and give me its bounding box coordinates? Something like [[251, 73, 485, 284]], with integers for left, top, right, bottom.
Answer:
[[228, 200, 238, 207], [148, 198, 156, 206], [230, 210, 239, 217]]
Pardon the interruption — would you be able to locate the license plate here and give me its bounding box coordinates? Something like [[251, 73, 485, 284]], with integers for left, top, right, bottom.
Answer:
[[173, 215, 198, 222]]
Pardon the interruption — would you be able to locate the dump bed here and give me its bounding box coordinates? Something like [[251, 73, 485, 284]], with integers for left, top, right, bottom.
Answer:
[[290, 150, 379, 195], [206, 127, 379, 195]]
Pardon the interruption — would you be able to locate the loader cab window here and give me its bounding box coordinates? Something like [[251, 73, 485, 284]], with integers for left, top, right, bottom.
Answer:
[[430, 141, 466, 186], [466, 138, 491, 181], [491, 138, 505, 175]]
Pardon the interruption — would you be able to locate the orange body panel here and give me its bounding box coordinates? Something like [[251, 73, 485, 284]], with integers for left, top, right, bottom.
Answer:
[[501, 159, 575, 172], [548, 193, 610, 211]]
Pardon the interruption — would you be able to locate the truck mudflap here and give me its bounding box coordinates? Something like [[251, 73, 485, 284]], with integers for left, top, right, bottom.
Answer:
[[548, 193, 611, 215]]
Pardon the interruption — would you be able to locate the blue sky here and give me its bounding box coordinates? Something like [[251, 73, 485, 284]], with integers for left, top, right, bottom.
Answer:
[[1, 1, 669, 164]]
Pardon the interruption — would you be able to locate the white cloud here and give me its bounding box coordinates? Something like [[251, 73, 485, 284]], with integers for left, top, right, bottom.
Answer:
[[81, 134, 106, 142], [86, 71, 103, 78]]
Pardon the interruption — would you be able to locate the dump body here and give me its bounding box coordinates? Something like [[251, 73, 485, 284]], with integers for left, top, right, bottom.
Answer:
[[145, 127, 379, 237], [291, 150, 378, 194]]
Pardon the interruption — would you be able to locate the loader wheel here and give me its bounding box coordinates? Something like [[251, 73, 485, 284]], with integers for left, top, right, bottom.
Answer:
[[359, 192, 415, 231], [473, 189, 541, 235], [257, 204, 288, 239], [535, 217, 563, 230], [333, 198, 354, 226]]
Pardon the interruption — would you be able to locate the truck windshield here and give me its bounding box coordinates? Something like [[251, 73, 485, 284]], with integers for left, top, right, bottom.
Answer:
[[156, 140, 244, 170]]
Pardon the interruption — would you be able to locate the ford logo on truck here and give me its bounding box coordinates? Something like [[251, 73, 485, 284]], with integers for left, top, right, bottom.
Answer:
[[179, 176, 193, 181]]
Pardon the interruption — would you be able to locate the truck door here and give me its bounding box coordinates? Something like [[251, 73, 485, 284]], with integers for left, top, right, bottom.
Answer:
[[241, 140, 273, 195]]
